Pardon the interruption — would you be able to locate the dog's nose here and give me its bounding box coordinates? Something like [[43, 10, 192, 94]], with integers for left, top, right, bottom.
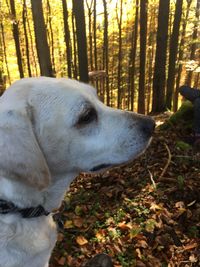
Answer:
[[138, 116, 155, 137]]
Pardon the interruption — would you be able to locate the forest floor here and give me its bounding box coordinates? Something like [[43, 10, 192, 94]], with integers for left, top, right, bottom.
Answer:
[[50, 113, 200, 267]]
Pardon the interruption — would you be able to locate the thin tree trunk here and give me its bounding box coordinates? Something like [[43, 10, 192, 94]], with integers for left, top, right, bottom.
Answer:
[[152, 0, 170, 113], [31, 0, 53, 77], [72, 0, 89, 83], [93, 0, 98, 90], [128, 0, 139, 111], [46, 0, 55, 74], [117, 0, 123, 109], [102, 0, 109, 106], [173, 0, 192, 112], [86, 0, 94, 71], [0, 30, 5, 95], [26, 3, 38, 76], [0, 23, 11, 84], [72, 13, 78, 79], [138, 0, 148, 114], [185, 0, 200, 86], [9, 0, 24, 78], [62, 0, 72, 78], [146, 4, 156, 113], [166, 0, 183, 110], [22, 0, 32, 77]]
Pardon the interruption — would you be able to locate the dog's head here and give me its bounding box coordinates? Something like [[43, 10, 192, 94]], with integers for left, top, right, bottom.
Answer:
[[0, 78, 154, 190]]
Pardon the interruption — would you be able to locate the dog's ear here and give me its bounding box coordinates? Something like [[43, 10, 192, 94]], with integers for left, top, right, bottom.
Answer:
[[0, 109, 51, 191]]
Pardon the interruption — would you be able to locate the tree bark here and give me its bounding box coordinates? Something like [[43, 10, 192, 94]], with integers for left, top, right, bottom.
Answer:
[[138, 0, 148, 114], [102, 0, 109, 106], [72, 13, 78, 79], [72, 0, 89, 83], [173, 0, 192, 112], [9, 0, 24, 78], [0, 30, 5, 95], [22, 0, 32, 77], [152, 0, 170, 113], [93, 0, 98, 90], [117, 0, 123, 109], [166, 0, 183, 110], [62, 0, 72, 78], [128, 0, 139, 111], [86, 0, 94, 71], [0, 23, 11, 84], [46, 0, 55, 74], [185, 0, 200, 86], [31, 0, 53, 77]]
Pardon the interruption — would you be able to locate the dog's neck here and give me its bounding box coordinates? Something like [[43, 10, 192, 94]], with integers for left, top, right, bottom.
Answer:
[[0, 172, 77, 214]]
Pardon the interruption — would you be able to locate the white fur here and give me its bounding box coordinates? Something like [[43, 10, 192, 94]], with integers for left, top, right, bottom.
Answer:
[[0, 77, 153, 267]]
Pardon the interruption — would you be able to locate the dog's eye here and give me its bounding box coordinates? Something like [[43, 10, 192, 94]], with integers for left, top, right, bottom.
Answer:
[[77, 108, 97, 126]]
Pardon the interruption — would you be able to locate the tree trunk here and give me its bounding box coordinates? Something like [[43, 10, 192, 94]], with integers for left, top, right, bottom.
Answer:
[[152, 0, 170, 113], [46, 0, 55, 74], [22, 0, 32, 77], [72, 13, 78, 79], [0, 31, 5, 95], [72, 0, 89, 83], [146, 4, 156, 113], [62, 0, 72, 78], [102, 0, 109, 106], [166, 0, 183, 110], [185, 0, 200, 86], [86, 0, 94, 71], [93, 0, 98, 90], [173, 0, 192, 112], [0, 23, 11, 84], [138, 0, 148, 114], [9, 0, 24, 78], [128, 0, 139, 111], [26, 3, 38, 76], [31, 0, 53, 77], [117, 0, 123, 109]]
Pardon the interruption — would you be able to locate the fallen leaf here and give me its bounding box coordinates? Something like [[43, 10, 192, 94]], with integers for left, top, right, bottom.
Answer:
[[73, 217, 84, 228], [184, 242, 198, 251], [76, 235, 88, 246], [64, 220, 74, 229], [189, 254, 198, 263], [57, 256, 66, 265]]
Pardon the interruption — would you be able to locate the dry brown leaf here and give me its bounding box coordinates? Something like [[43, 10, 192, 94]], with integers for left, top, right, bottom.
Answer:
[[57, 256, 66, 265], [64, 220, 74, 229], [73, 217, 84, 228], [76, 235, 88, 246], [135, 239, 148, 249], [150, 202, 163, 211], [57, 233, 64, 242], [184, 242, 198, 251], [95, 229, 106, 242], [118, 221, 132, 230], [189, 254, 198, 263]]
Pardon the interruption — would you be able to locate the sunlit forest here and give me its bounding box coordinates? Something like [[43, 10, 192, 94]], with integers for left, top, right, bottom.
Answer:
[[0, 0, 199, 113]]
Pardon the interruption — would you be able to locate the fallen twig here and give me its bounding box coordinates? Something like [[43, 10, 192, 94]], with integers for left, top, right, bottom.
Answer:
[[158, 143, 172, 180], [148, 170, 157, 189]]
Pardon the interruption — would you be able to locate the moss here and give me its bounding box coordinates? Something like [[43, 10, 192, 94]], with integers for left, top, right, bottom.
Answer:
[[160, 101, 194, 130]]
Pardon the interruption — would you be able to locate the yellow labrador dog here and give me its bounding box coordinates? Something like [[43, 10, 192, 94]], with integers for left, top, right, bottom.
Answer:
[[0, 77, 154, 267]]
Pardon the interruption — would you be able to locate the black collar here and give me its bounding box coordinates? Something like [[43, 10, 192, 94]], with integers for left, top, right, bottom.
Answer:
[[0, 199, 49, 218]]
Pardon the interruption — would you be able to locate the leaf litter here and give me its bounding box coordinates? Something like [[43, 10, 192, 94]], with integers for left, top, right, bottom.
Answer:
[[50, 115, 200, 267]]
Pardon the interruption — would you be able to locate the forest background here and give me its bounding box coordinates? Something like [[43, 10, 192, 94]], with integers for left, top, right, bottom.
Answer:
[[0, 0, 199, 114]]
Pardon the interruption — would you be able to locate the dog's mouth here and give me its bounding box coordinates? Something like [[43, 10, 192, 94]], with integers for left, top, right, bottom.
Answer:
[[90, 164, 113, 172]]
